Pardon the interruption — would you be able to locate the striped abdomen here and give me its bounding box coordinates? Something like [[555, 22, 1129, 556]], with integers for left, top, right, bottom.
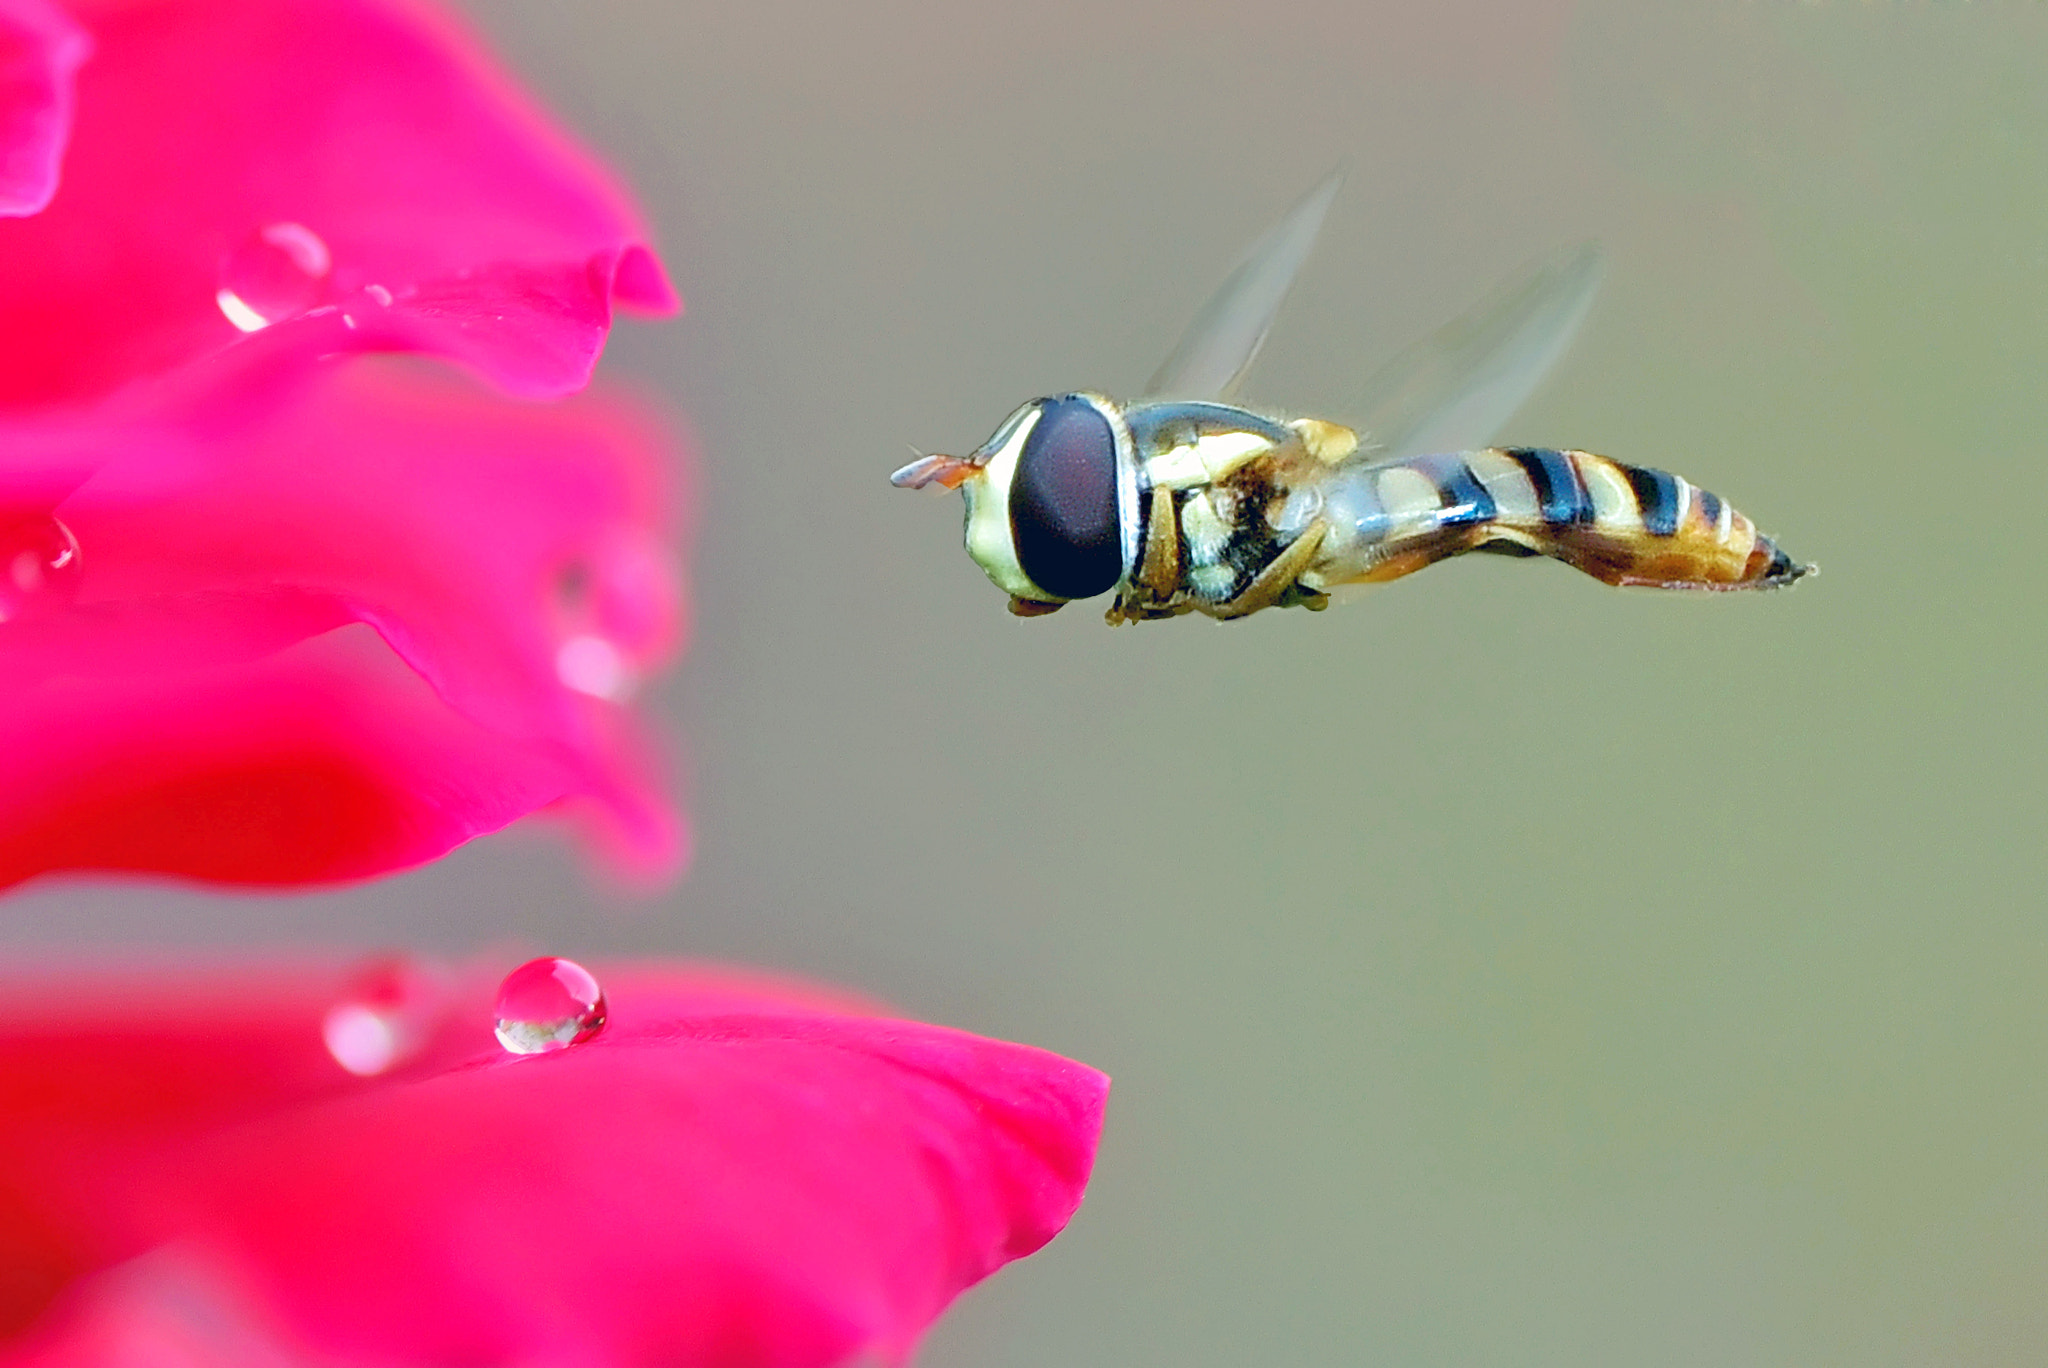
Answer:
[[1306, 447, 1807, 594]]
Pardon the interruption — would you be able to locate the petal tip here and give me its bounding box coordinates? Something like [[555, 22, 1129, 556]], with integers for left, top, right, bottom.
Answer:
[[612, 244, 681, 316]]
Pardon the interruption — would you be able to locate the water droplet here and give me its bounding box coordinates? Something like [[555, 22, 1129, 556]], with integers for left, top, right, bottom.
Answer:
[[323, 956, 440, 1076], [0, 515, 81, 623], [365, 283, 393, 307], [556, 633, 634, 701], [323, 1002, 402, 1076], [216, 222, 331, 332], [494, 956, 607, 1055], [548, 545, 668, 703]]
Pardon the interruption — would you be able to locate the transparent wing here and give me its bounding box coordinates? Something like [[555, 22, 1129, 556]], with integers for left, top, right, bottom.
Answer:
[[1353, 243, 1603, 462], [1142, 171, 1343, 402]]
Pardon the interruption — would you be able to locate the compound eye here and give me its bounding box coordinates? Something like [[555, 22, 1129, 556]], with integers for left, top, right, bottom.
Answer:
[[1009, 397, 1122, 600]]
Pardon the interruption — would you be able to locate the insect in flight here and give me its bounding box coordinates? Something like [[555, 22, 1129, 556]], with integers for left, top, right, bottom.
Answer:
[[890, 174, 1809, 622]]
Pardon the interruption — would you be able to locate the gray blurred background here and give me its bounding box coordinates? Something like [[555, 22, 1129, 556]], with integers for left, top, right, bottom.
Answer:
[[14, 2, 2048, 1364]]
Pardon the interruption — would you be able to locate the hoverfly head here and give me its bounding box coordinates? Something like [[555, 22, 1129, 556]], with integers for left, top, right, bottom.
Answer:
[[895, 396, 1129, 615]]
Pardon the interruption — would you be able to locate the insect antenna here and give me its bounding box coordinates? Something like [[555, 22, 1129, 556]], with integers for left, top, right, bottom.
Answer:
[[890, 445, 981, 492]]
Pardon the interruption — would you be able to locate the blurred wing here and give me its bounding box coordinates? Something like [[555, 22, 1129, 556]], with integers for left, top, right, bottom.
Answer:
[[1143, 171, 1343, 402], [1354, 243, 1603, 462]]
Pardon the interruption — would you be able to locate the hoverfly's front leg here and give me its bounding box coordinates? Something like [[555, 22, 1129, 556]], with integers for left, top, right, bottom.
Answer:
[[1137, 483, 1182, 598], [1107, 485, 1197, 624], [1210, 522, 1330, 620]]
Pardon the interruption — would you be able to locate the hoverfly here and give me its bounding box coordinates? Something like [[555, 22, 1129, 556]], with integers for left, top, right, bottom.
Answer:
[[891, 174, 1808, 622]]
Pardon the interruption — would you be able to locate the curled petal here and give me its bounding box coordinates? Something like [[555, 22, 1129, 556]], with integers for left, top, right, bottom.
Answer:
[[0, 0, 676, 409], [0, 623, 661, 887], [0, 963, 1110, 1367], [0, 0, 87, 217], [0, 354, 686, 888]]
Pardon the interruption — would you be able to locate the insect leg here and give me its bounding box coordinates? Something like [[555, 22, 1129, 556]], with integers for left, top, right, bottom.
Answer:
[[1211, 522, 1329, 620]]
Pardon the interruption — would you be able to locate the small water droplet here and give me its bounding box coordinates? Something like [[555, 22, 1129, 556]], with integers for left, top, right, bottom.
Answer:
[[494, 956, 607, 1055], [323, 956, 440, 1076], [365, 283, 393, 307], [549, 546, 667, 703], [216, 222, 332, 331], [0, 514, 81, 623], [556, 632, 634, 701], [323, 1002, 400, 1076]]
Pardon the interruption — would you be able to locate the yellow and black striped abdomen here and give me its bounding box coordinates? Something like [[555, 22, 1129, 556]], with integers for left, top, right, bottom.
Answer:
[[1307, 447, 1807, 593]]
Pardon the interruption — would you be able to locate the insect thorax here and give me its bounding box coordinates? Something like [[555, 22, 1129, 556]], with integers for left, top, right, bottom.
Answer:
[[1111, 400, 1341, 622]]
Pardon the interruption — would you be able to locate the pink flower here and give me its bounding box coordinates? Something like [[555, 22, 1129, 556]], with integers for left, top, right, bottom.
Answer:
[[0, 0, 675, 406], [0, 0, 88, 218], [0, 0, 691, 887], [0, 959, 1109, 1366], [0, 352, 686, 888]]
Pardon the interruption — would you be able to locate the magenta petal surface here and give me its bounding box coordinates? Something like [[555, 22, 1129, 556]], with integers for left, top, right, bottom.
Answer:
[[0, 354, 686, 888], [0, 0, 676, 409], [0, 0, 86, 217], [0, 963, 1110, 1368]]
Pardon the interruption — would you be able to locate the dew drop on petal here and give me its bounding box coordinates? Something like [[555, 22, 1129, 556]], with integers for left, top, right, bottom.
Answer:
[[550, 550, 662, 702], [323, 1003, 401, 1076], [217, 222, 332, 332], [494, 957, 607, 1055], [0, 515, 81, 623], [556, 632, 635, 701], [323, 955, 441, 1077]]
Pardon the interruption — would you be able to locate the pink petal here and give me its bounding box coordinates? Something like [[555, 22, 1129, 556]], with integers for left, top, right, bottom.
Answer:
[[0, 963, 1109, 1368], [0, 354, 687, 888], [0, 0, 677, 410], [0, 0, 87, 217]]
